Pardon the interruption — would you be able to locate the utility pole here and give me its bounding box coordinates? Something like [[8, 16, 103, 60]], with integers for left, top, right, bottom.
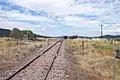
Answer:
[[100, 24, 103, 38]]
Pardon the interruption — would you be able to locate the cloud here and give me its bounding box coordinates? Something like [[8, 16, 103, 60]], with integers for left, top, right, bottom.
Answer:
[[0, 10, 53, 22], [0, 0, 120, 36]]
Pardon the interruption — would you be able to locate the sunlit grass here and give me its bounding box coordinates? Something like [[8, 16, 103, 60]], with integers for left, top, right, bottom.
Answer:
[[0, 37, 47, 63], [67, 38, 120, 80]]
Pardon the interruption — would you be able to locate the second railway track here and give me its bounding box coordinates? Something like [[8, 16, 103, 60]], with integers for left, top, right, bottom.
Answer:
[[5, 40, 64, 80]]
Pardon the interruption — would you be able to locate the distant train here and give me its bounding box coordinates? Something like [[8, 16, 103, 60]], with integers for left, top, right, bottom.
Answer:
[[64, 36, 67, 39]]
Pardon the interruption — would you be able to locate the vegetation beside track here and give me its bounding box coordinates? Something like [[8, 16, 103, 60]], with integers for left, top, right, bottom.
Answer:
[[0, 37, 55, 64], [67, 38, 120, 80]]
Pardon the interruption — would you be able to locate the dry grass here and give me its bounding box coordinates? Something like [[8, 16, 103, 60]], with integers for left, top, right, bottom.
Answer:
[[67, 38, 120, 80], [0, 37, 49, 63]]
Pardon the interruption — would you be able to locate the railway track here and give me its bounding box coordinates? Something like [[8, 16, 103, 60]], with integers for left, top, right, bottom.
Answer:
[[5, 39, 64, 80]]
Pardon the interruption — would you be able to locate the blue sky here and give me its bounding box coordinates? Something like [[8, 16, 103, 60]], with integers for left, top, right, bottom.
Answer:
[[0, 0, 120, 36]]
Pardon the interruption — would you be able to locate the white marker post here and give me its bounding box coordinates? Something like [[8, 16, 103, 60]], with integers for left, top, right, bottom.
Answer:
[[46, 38, 48, 45]]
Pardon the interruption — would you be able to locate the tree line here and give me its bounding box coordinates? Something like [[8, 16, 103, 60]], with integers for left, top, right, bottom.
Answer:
[[10, 28, 37, 40]]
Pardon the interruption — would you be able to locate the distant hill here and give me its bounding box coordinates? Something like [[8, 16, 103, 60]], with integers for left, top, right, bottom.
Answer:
[[58, 35, 120, 39], [101, 35, 120, 38], [77, 35, 120, 39], [35, 34, 49, 38], [0, 28, 11, 37]]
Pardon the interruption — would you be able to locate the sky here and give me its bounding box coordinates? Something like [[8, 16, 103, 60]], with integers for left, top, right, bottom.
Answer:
[[0, 0, 120, 37]]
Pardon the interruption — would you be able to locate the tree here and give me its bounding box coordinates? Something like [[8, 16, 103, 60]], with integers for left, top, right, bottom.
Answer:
[[10, 28, 22, 39], [27, 30, 34, 40], [22, 30, 34, 40], [10, 28, 35, 40], [34, 34, 37, 39], [69, 35, 78, 39]]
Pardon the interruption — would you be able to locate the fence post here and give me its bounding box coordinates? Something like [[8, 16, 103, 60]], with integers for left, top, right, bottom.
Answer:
[[114, 58, 117, 80], [82, 41, 85, 52]]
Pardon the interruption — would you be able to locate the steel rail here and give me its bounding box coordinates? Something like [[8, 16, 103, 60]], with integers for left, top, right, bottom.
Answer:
[[44, 40, 63, 80], [6, 40, 62, 80]]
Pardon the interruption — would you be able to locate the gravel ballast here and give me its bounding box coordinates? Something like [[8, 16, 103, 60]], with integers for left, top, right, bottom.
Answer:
[[10, 42, 61, 80], [0, 41, 58, 80]]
